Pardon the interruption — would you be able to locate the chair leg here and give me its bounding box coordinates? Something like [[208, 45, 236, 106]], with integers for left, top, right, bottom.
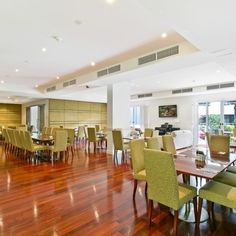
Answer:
[[145, 182, 148, 197], [193, 196, 197, 223], [148, 199, 153, 227], [133, 179, 138, 200], [173, 210, 178, 236], [197, 197, 203, 227]]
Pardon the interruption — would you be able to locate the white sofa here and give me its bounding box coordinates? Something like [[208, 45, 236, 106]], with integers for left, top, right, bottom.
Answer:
[[172, 130, 193, 150]]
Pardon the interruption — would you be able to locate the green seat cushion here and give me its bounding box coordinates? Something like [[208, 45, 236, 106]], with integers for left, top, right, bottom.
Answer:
[[177, 183, 197, 209], [213, 171, 236, 187], [199, 181, 236, 209], [227, 166, 236, 174], [134, 169, 146, 181]]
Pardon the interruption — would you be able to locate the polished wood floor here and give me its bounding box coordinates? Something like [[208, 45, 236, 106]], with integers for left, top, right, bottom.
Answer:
[[0, 142, 236, 236]]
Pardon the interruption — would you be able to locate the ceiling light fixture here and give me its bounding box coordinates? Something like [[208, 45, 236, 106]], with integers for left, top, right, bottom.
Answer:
[[91, 61, 96, 66], [15, 68, 19, 72], [56, 76, 60, 80], [161, 32, 167, 38], [216, 70, 221, 73], [0, 80, 4, 84], [106, 0, 116, 4], [42, 47, 47, 52], [7, 96, 10, 99], [35, 84, 39, 88]]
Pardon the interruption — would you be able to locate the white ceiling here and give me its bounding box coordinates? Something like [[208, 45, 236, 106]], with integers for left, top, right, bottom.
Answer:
[[0, 0, 236, 104]]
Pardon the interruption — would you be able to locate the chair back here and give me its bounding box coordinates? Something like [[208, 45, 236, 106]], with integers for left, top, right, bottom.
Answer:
[[112, 129, 124, 151], [53, 130, 68, 152], [95, 124, 100, 133], [78, 126, 85, 139], [8, 129, 16, 147], [2, 129, 9, 143], [66, 128, 75, 145], [162, 135, 176, 155], [42, 127, 48, 135], [210, 135, 230, 154], [146, 137, 160, 150], [24, 131, 34, 151], [233, 127, 236, 137], [144, 149, 179, 209], [130, 139, 145, 176], [87, 127, 96, 142], [14, 130, 23, 149], [144, 128, 153, 138]]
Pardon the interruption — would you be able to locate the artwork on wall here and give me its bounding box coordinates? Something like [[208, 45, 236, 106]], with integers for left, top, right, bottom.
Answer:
[[159, 105, 177, 118]]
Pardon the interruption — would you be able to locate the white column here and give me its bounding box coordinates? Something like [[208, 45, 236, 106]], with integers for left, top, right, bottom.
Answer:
[[106, 82, 130, 154]]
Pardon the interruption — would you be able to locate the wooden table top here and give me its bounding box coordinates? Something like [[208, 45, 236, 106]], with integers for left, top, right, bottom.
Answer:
[[174, 149, 236, 179]]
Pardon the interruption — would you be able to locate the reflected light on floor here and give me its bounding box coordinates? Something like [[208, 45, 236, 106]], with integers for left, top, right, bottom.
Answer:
[[92, 205, 100, 223], [7, 172, 11, 192], [33, 201, 38, 218], [93, 185, 97, 193], [69, 190, 74, 206]]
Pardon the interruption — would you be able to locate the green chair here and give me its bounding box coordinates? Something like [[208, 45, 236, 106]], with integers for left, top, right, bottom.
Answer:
[[144, 149, 197, 236], [162, 135, 176, 155], [24, 131, 48, 161], [144, 128, 153, 139], [209, 135, 230, 155], [87, 127, 102, 152], [112, 129, 130, 163], [66, 128, 75, 157], [130, 139, 146, 200], [213, 171, 236, 187], [47, 130, 68, 162], [95, 124, 100, 133], [197, 181, 236, 226], [146, 137, 161, 150], [227, 166, 236, 174]]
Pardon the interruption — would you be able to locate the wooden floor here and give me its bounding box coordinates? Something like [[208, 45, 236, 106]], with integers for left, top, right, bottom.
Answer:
[[0, 142, 236, 236]]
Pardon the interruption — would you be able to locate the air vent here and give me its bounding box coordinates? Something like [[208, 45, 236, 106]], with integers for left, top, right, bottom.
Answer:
[[108, 64, 121, 74], [182, 88, 193, 93], [207, 84, 220, 90], [138, 53, 156, 65], [69, 79, 76, 85], [172, 87, 192, 94], [157, 46, 179, 60], [46, 86, 56, 92], [97, 69, 108, 78], [63, 79, 77, 88], [97, 65, 121, 78], [220, 82, 234, 88], [137, 93, 153, 98]]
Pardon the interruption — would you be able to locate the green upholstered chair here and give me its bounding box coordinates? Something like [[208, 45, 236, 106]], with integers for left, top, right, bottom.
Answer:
[[87, 127, 102, 151], [144, 149, 197, 236], [213, 171, 236, 187], [144, 128, 153, 139], [197, 181, 236, 226], [130, 139, 146, 200], [24, 131, 48, 161], [66, 128, 75, 157], [162, 135, 176, 155], [2, 128, 10, 152], [95, 124, 100, 132], [209, 135, 230, 155], [47, 130, 68, 162], [146, 137, 161, 150], [227, 166, 236, 174], [112, 129, 130, 163]]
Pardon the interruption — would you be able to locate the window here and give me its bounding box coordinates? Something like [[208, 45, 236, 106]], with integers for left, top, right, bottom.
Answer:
[[130, 106, 141, 128]]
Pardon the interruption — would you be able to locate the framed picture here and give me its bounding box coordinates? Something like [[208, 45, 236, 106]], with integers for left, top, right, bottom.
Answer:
[[159, 105, 177, 117]]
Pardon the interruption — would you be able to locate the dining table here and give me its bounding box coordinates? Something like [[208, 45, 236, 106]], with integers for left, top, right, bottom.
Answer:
[[173, 148, 236, 223], [31, 133, 54, 144]]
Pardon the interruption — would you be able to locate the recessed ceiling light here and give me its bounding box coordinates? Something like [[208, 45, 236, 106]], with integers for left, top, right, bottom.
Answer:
[[42, 47, 47, 52], [106, 0, 116, 4], [56, 76, 60, 80], [7, 96, 10, 99], [161, 32, 167, 38], [15, 68, 19, 72], [91, 61, 96, 66], [216, 70, 221, 73], [1, 80, 4, 84], [35, 84, 39, 88]]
